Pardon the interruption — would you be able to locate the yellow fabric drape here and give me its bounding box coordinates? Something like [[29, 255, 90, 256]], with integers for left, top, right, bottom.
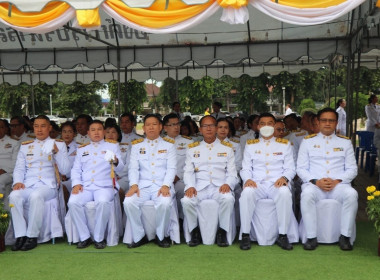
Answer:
[[105, 0, 215, 28], [272, 0, 347, 8], [76, 8, 101, 28], [217, 0, 249, 9], [377, 0, 380, 7], [0, 2, 70, 27]]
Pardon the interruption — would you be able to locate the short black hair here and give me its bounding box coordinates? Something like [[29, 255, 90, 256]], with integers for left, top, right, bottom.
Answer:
[[368, 94, 377, 104], [217, 117, 236, 137], [105, 117, 117, 127], [105, 123, 122, 142], [283, 113, 298, 122], [180, 121, 192, 137], [144, 114, 162, 124], [172, 101, 180, 108], [163, 113, 180, 126], [76, 114, 93, 124], [60, 121, 76, 133], [50, 121, 60, 132], [10, 116, 28, 131], [247, 114, 259, 125], [89, 119, 104, 128], [35, 115, 51, 122], [336, 99, 344, 109], [213, 101, 222, 108], [317, 107, 338, 121], [258, 112, 276, 123], [199, 115, 216, 126], [120, 113, 136, 124]]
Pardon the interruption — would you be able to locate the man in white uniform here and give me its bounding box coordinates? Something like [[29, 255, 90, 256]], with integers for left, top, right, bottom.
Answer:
[[74, 114, 92, 145], [336, 99, 347, 136], [10, 116, 33, 143], [163, 113, 193, 220], [297, 107, 358, 251], [0, 119, 20, 207], [10, 115, 70, 251], [182, 115, 237, 247], [239, 113, 295, 250], [124, 114, 176, 248], [69, 120, 124, 249]]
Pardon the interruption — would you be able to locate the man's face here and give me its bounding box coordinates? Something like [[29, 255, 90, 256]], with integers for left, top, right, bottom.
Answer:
[[251, 117, 260, 132], [216, 120, 229, 140], [233, 118, 240, 131], [88, 123, 105, 142], [274, 122, 285, 138], [300, 115, 311, 131], [10, 119, 25, 137], [212, 104, 220, 113], [0, 121, 6, 139], [164, 117, 180, 138], [143, 117, 162, 140], [33, 119, 51, 141], [312, 117, 320, 134], [284, 118, 298, 131], [318, 112, 337, 136], [173, 103, 180, 113], [258, 117, 275, 130], [120, 116, 134, 134], [76, 118, 89, 136], [199, 117, 217, 140]]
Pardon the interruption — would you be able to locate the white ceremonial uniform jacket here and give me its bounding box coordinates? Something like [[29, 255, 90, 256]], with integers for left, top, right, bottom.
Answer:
[[71, 139, 124, 189], [64, 140, 78, 178], [297, 133, 357, 184], [183, 139, 238, 192], [13, 137, 70, 188], [365, 104, 380, 132], [223, 137, 242, 172], [0, 135, 20, 174], [128, 137, 176, 189], [240, 129, 257, 151], [168, 135, 193, 180], [286, 129, 308, 157], [121, 131, 143, 145], [14, 132, 34, 143], [74, 133, 91, 145], [240, 137, 295, 184], [336, 106, 347, 136]]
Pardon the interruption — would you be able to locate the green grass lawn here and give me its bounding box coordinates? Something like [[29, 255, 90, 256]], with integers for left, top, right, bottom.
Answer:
[[1, 221, 379, 280]]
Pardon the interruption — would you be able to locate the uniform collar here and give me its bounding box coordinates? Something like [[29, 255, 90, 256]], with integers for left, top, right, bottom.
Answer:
[[147, 136, 161, 144], [318, 132, 334, 140]]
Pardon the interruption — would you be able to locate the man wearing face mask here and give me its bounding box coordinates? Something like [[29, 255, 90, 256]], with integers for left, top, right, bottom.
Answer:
[[239, 113, 296, 250]]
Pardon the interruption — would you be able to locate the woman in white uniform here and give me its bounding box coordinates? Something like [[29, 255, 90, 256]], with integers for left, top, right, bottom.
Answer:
[[365, 94, 380, 132], [336, 99, 347, 136]]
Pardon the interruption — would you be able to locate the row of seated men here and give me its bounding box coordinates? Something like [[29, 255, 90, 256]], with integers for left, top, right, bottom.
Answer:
[[0, 108, 357, 252]]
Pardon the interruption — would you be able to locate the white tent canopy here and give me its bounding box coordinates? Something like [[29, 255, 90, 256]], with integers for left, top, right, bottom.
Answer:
[[0, 1, 378, 85]]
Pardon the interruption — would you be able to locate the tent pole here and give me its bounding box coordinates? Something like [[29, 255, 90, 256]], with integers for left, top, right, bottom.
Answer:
[[175, 67, 179, 101], [354, 50, 361, 145], [346, 49, 353, 138], [112, 19, 121, 120], [29, 70, 35, 117]]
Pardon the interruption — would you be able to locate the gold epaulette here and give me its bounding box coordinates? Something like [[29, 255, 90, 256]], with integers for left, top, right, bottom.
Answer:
[[163, 137, 175, 144], [105, 139, 117, 144], [120, 142, 129, 145], [295, 131, 307, 137], [78, 143, 90, 148], [247, 139, 259, 145], [239, 130, 248, 136], [181, 135, 192, 140], [22, 140, 34, 145], [230, 138, 240, 144], [304, 134, 317, 139], [188, 141, 200, 148], [27, 134, 36, 138], [337, 134, 350, 140], [276, 138, 289, 144], [221, 140, 233, 148], [55, 139, 64, 142], [132, 138, 144, 145]]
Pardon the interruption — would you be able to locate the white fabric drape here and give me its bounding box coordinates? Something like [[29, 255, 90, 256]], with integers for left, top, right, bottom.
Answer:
[[251, 0, 367, 26], [0, 8, 76, 33]]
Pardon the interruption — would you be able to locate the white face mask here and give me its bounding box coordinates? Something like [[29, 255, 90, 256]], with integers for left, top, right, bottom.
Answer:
[[259, 126, 274, 137]]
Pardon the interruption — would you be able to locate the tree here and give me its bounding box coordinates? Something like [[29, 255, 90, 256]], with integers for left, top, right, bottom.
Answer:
[[156, 77, 177, 109], [108, 79, 147, 114], [298, 99, 316, 115]]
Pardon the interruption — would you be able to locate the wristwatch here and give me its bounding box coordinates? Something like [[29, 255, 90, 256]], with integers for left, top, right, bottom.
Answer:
[[282, 176, 289, 183]]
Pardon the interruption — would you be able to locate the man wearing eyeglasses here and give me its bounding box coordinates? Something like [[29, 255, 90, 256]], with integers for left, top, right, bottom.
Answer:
[[163, 113, 193, 221], [297, 107, 358, 251], [182, 115, 237, 247], [10, 116, 32, 143]]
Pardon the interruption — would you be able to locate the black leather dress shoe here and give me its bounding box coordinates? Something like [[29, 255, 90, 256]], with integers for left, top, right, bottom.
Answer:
[[127, 235, 148, 248], [94, 240, 106, 249], [303, 237, 318, 250], [12, 236, 27, 251], [156, 236, 171, 248], [339, 235, 353, 251], [77, 237, 92, 249], [189, 227, 201, 247], [276, 234, 293, 250], [20, 237, 37, 251], [216, 228, 228, 247], [240, 233, 251, 250]]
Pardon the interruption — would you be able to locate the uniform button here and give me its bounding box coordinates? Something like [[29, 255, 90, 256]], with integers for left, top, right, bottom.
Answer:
[[40, 162, 43, 165], [92, 170, 95, 173], [327, 171, 330, 174], [208, 157, 211, 160], [153, 180, 155, 183], [151, 163, 154, 166], [38, 176, 41, 179], [326, 141, 329, 144], [91, 179, 94, 182], [209, 172, 212, 174], [152, 171, 155, 174], [265, 163, 269, 165], [93, 161, 96, 164], [266, 153, 269, 156], [266, 142, 269, 146], [326, 161, 329, 164], [152, 153, 155, 156], [266, 171, 269, 174], [209, 148, 211, 150], [39, 168, 42, 171], [326, 152, 329, 154], [151, 144, 154, 146], [94, 153, 97, 156]]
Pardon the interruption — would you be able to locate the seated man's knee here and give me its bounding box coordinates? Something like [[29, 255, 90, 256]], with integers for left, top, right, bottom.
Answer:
[[277, 186, 292, 200]]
